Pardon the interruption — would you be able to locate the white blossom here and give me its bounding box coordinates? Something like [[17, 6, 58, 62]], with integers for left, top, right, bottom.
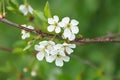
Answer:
[[23, 67, 28, 73], [31, 70, 37, 77], [59, 17, 79, 41], [19, 4, 33, 16], [46, 43, 76, 67], [46, 49, 70, 67], [35, 41, 55, 61], [21, 25, 34, 39], [47, 15, 61, 33]]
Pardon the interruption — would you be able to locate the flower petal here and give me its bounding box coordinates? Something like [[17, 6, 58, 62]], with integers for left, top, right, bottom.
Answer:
[[63, 28, 71, 38], [59, 22, 66, 27], [71, 26, 79, 34], [68, 33, 75, 41], [21, 24, 27, 27], [62, 17, 70, 23], [54, 44, 62, 50], [59, 48, 66, 56], [68, 44, 76, 48], [55, 27, 61, 33], [34, 45, 45, 51], [19, 5, 28, 16], [62, 56, 70, 62], [49, 41, 55, 45], [28, 5, 33, 14], [53, 15, 59, 22], [71, 19, 79, 26], [36, 52, 44, 61], [55, 58, 63, 67], [47, 25, 55, 32], [46, 55, 56, 63], [48, 18, 54, 24], [66, 47, 73, 54], [21, 32, 30, 39], [28, 25, 34, 29], [21, 30, 26, 34]]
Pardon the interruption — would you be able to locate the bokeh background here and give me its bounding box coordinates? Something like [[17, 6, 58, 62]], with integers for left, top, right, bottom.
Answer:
[[0, 0, 120, 80]]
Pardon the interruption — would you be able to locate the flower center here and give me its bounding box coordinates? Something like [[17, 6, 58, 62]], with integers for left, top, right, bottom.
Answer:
[[54, 23, 58, 26], [57, 54, 61, 58], [67, 23, 71, 28]]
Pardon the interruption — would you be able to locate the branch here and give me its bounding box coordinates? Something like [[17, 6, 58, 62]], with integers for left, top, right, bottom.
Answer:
[[0, 18, 53, 38], [70, 54, 120, 79], [0, 46, 12, 52], [0, 18, 120, 44]]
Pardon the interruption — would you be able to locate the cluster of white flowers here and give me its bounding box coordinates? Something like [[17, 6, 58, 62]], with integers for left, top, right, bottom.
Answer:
[[34, 15, 79, 67], [19, 4, 33, 16], [19, 3, 79, 67], [35, 41, 76, 67], [48, 15, 79, 41]]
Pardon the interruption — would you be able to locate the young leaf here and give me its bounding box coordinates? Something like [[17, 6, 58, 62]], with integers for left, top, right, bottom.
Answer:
[[44, 1, 52, 18], [34, 10, 47, 22]]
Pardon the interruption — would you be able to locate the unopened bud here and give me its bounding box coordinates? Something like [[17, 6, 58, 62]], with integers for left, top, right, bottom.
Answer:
[[0, 14, 2, 19], [2, 13, 6, 18], [31, 70, 37, 77], [23, 67, 28, 72]]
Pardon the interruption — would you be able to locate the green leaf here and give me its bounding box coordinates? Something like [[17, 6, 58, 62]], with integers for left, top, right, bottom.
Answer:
[[7, 6, 15, 11], [34, 10, 47, 22], [12, 48, 24, 54], [8, 0, 19, 9], [44, 1, 52, 18], [23, 44, 31, 51]]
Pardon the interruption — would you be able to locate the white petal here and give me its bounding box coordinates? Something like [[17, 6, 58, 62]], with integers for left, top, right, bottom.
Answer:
[[62, 17, 70, 23], [48, 18, 54, 24], [34, 45, 41, 51], [68, 44, 76, 48], [28, 25, 34, 29], [21, 32, 30, 39], [68, 33, 75, 41], [58, 22, 66, 27], [63, 28, 71, 38], [55, 58, 63, 67], [28, 5, 33, 14], [55, 27, 61, 33], [71, 26, 79, 34], [54, 44, 62, 50], [36, 52, 44, 61], [62, 42, 68, 46], [47, 25, 55, 32], [53, 15, 59, 22], [39, 41, 48, 45], [21, 24, 27, 27], [49, 41, 55, 45], [46, 55, 56, 63], [66, 47, 73, 54], [62, 56, 70, 62], [21, 30, 26, 34], [19, 5, 28, 16], [21, 34, 26, 39], [59, 48, 66, 56], [71, 19, 79, 26]]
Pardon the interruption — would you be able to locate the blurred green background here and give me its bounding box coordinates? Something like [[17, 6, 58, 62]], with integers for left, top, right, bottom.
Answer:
[[0, 0, 120, 80]]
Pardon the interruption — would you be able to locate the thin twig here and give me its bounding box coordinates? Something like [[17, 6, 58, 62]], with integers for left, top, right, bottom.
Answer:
[[0, 18, 53, 38], [70, 54, 98, 70], [0, 46, 12, 52], [0, 18, 120, 44], [70, 54, 120, 80]]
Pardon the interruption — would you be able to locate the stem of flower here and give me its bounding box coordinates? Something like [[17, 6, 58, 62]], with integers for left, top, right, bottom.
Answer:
[[2, 0, 5, 13], [50, 34, 57, 41], [24, 0, 28, 5]]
